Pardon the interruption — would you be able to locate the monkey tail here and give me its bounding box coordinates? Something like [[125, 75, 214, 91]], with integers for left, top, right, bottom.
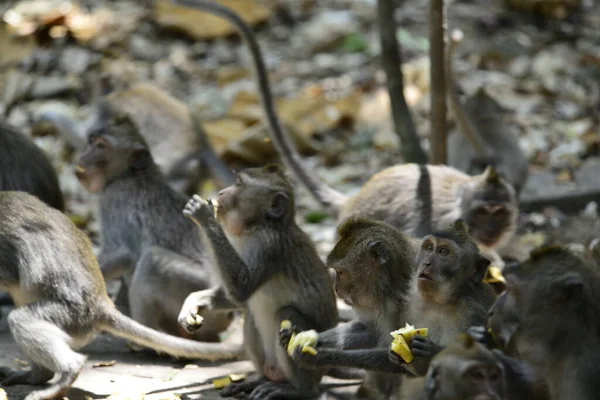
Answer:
[[99, 306, 243, 361], [171, 0, 347, 216]]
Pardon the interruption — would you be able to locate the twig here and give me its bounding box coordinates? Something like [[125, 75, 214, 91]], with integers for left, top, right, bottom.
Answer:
[[429, 0, 448, 164]]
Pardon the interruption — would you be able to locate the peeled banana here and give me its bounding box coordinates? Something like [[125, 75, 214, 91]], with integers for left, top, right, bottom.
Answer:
[[389, 323, 429, 363], [281, 320, 318, 356]]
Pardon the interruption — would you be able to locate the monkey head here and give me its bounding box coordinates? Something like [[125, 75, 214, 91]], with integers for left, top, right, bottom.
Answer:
[[460, 166, 518, 249], [75, 102, 152, 193], [327, 218, 414, 312], [416, 220, 491, 304], [492, 245, 599, 369], [215, 164, 295, 236], [425, 334, 506, 400]]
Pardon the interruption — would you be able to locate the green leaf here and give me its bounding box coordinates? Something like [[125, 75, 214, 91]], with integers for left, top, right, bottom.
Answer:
[[341, 32, 368, 53], [305, 210, 330, 223]]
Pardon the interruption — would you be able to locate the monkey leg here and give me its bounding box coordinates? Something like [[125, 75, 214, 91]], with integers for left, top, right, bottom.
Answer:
[[98, 246, 133, 282], [245, 306, 322, 400], [129, 246, 233, 342], [3, 302, 87, 400]]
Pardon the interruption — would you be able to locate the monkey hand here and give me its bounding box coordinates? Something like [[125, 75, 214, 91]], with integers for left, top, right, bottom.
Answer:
[[388, 348, 406, 366], [183, 194, 217, 223], [291, 346, 319, 369], [178, 291, 214, 333], [278, 323, 297, 350], [467, 325, 496, 347], [410, 336, 444, 359]]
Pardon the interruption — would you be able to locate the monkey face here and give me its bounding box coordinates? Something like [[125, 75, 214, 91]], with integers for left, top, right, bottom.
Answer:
[[416, 237, 463, 304], [428, 342, 505, 400], [216, 166, 294, 234], [466, 202, 513, 248]]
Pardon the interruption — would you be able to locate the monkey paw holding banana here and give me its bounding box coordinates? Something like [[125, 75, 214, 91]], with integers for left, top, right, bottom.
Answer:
[[178, 290, 217, 333], [183, 194, 218, 223]]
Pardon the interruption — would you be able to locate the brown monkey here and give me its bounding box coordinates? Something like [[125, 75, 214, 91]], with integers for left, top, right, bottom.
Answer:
[[75, 103, 234, 342], [37, 82, 234, 195], [0, 191, 241, 400], [400, 334, 506, 400], [446, 29, 528, 195], [179, 164, 338, 400], [168, 0, 518, 265], [488, 245, 600, 400], [282, 219, 494, 398]]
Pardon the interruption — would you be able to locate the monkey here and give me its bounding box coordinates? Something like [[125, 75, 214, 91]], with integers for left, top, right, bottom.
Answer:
[[280, 219, 495, 398], [399, 334, 506, 400], [445, 29, 528, 195], [0, 120, 65, 310], [74, 103, 234, 343], [36, 82, 234, 195], [0, 120, 64, 211], [178, 164, 339, 400], [483, 245, 600, 400], [167, 0, 519, 268], [0, 191, 242, 400]]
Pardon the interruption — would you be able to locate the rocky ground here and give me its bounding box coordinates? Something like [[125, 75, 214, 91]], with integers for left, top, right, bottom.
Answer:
[[0, 0, 599, 398]]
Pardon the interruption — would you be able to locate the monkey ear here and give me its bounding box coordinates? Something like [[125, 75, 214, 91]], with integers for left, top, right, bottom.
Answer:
[[453, 219, 470, 240], [267, 191, 289, 219], [555, 272, 584, 303], [131, 143, 151, 169], [473, 254, 491, 283], [484, 165, 502, 184], [367, 240, 388, 266]]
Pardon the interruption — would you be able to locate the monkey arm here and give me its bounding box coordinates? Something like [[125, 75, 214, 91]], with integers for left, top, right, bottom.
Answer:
[[184, 197, 269, 303], [316, 320, 378, 350], [293, 347, 408, 374], [97, 246, 133, 282]]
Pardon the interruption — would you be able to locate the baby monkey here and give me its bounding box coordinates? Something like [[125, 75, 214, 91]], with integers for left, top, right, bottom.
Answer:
[[0, 192, 241, 400], [179, 164, 338, 400], [401, 334, 506, 400]]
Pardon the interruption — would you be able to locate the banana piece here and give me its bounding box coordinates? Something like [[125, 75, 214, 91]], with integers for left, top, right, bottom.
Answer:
[[389, 323, 429, 363], [281, 320, 318, 356]]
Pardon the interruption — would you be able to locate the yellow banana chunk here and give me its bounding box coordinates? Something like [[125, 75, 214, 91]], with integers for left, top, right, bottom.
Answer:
[[281, 320, 292, 330], [213, 376, 232, 389], [0, 388, 7, 400], [389, 323, 429, 363], [390, 335, 413, 363], [75, 165, 86, 173], [390, 323, 429, 342], [208, 198, 219, 219], [485, 265, 506, 285], [287, 330, 319, 357]]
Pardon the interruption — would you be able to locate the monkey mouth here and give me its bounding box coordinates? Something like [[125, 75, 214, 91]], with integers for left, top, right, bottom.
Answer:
[[419, 273, 434, 281]]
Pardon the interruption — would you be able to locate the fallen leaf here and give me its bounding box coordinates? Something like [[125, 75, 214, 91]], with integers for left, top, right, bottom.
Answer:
[[154, 0, 276, 40], [92, 360, 116, 368]]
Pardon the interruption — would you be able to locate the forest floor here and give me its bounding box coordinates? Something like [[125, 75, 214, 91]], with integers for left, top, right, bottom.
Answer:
[[0, 0, 599, 398]]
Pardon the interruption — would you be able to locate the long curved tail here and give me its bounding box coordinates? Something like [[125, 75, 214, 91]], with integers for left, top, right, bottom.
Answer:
[[100, 306, 243, 361], [172, 0, 347, 216]]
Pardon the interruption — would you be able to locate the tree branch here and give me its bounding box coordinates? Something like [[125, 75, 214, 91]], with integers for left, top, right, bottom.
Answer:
[[377, 0, 427, 164], [429, 0, 448, 164]]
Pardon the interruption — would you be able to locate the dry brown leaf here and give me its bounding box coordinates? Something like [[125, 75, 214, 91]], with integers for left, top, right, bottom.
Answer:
[[217, 66, 252, 87], [154, 0, 276, 40], [0, 24, 36, 65], [92, 360, 116, 368]]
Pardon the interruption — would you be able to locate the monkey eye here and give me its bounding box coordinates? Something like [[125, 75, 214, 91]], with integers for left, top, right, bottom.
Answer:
[[439, 247, 449, 256], [425, 243, 434, 252], [488, 368, 501, 382], [467, 368, 485, 381], [336, 270, 345, 278]]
